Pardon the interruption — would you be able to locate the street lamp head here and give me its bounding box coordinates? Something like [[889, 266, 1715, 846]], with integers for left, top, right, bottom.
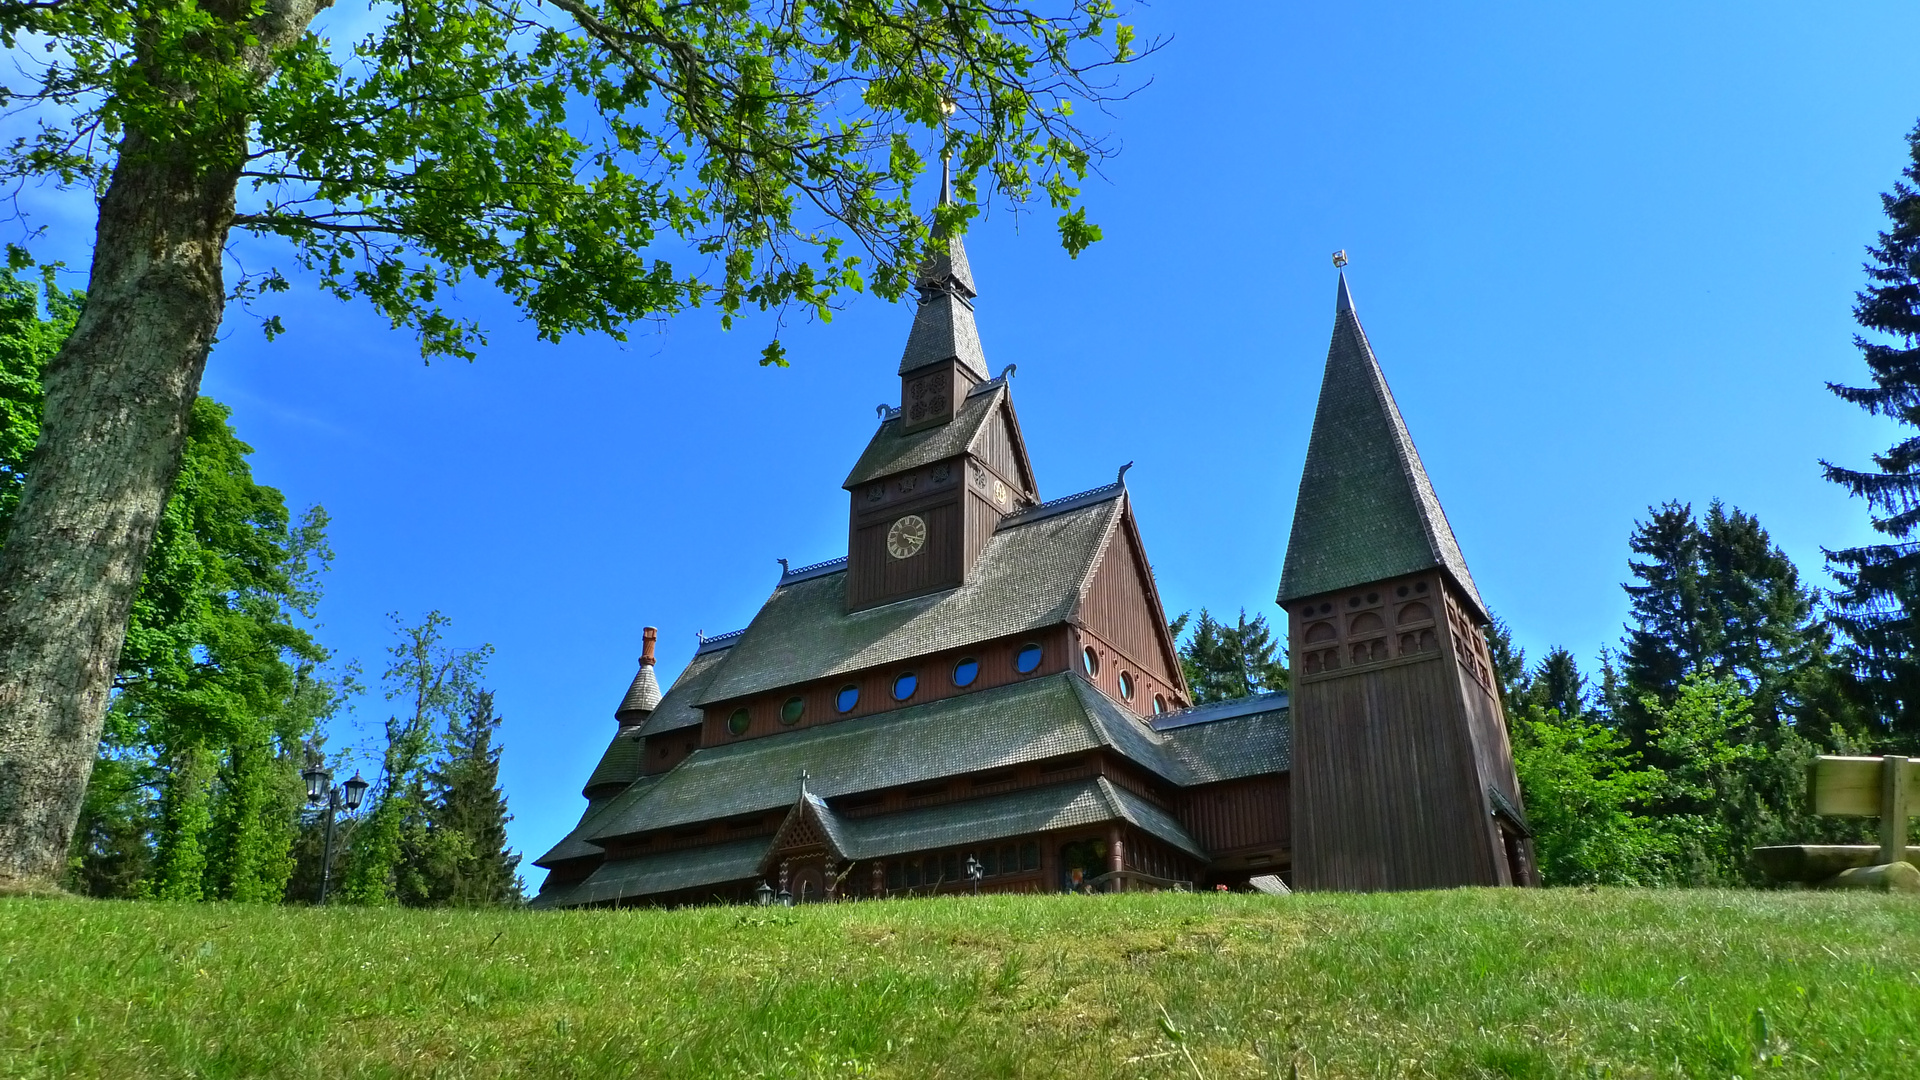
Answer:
[[756, 880, 774, 907], [965, 854, 981, 880], [341, 773, 370, 811], [777, 888, 793, 908], [301, 767, 330, 806]]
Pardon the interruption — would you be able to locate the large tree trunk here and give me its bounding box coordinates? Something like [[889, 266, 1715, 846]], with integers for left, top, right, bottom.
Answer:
[[0, 137, 239, 892], [0, 0, 331, 894]]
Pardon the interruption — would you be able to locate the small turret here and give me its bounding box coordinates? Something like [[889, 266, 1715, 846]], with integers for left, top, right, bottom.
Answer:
[[613, 626, 663, 727]]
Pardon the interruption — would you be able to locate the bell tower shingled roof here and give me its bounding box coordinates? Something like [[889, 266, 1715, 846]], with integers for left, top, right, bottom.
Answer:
[[1278, 274, 1488, 621], [898, 162, 987, 382]]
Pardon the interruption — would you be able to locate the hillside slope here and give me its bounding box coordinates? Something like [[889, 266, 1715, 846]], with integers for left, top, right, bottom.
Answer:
[[4, 890, 1917, 1078]]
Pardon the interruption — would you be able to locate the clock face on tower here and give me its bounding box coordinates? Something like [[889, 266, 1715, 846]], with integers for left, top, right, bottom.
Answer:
[[886, 515, 928, 559]]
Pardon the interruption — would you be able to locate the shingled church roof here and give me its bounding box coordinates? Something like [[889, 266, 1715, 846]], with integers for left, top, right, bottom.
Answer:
[[586, 671, 1289, 847], [1278, 274, 1488, 620], [633, 641, 735, 737], [898, 172, 987, 379], [843, 378, 1012, 489], [694, 486, 1127, 706]]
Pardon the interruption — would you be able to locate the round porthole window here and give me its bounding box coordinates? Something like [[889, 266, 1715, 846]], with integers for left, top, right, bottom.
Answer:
[[893, 672, 918, 700], [780, 696, 805, 725], [1082, 646, 1100, 678], [1153, 694, 1167, 716], [953, 657, 979, 687], [727, 708, 751, 736], [1119, 671, 1135, 701], [1015, 642, 1043, 674], [836, 684, 860, 713]]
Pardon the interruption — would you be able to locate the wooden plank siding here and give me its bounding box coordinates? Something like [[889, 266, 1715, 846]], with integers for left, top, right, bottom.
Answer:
[[1071, 503, 1190, 716], [1288, 569, 1512, 891], [973, 401, 1037, 498], [698, 625, 1074, 747], [1181, 775, 1290, 859], [847, 491, 965, 609]]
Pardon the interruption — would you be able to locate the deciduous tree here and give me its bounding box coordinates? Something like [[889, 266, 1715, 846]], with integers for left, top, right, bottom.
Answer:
[[0, 0, 1146, 890]]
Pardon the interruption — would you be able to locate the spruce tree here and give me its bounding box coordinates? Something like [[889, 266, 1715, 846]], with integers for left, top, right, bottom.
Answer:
[[1618, 501, 1832, 747], [1824, 120, 1920, 744], [1168, 608, 1289, 705], [422, 692, 522, 907]]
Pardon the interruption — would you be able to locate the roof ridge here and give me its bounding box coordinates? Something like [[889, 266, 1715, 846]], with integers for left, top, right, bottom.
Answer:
[[694, 628, 747, 655], [996, 480, 1122, 529], [1152, 690, 1290, 730], [780, 556, 848, 585]]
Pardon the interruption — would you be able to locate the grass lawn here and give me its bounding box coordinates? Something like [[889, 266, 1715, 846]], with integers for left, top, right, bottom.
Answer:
[[3, 888, 1918, 1078]]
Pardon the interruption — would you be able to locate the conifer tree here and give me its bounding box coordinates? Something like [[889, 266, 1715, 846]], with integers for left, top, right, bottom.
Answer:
[[1168, 609, 1289, 705], [1824, 120, 1920, 743], [1618, 501, 1834, 748], [421, 692, 521, 907]]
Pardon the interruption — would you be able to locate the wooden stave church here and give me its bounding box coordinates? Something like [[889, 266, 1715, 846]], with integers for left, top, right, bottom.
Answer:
[[531, 224, 1534, 907]]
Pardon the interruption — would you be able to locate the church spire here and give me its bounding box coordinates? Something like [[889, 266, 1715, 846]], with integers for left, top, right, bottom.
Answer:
[[898, 159, 986, 387], [1278, 273, 1488, 620]]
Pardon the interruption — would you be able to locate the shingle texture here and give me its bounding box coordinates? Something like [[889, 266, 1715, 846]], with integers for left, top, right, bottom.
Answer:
[[635, 645, 734, 736], [694, 490, 1123, 705], [919, 225, 976, 298], [533, 779, 660, 868], [843, 381, 1007, 489], [563, 837, 769, 907], [1279, 274, 1487, 618], [601, 673, 1121, 841], [898, 227, 986, 379], [582, 730, 646, 796], [821, 776, 1205, 862], [614, 662, 662, 720], [1158, 706, 1292, 784], [899, 290, 989, 380]]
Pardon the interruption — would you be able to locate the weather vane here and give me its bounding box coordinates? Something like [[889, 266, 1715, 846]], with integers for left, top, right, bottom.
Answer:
[[1332, 250, 1349, 269]]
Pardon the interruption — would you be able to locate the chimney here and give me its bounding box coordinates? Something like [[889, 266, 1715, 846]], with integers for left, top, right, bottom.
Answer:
[[614, 627, 665, 724]]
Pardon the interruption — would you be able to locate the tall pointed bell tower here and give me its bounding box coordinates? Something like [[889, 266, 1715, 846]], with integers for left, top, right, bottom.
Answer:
[[1278, 274, 1536, 890], [839, 176, 1038, 612]]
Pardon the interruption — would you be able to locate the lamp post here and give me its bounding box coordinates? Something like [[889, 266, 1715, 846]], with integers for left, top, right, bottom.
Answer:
[[301, 766, 369, 904], [965, 854, 983, 895], [756, 880, 774, 907]]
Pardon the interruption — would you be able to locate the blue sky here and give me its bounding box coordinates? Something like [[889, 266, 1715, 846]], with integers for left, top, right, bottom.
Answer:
[[23, 2, 1920, 874]]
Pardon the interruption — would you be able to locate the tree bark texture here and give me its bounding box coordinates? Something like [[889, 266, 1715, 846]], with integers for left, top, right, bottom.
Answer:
[[0, 0, 332, 892], [0, 138, 237, 890]]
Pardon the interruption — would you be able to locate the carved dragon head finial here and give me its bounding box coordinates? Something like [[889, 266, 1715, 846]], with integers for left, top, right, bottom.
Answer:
[[777, 557, 790, 576], [1117, 461, 1135, 486], [1000, 363, 1017, 381]]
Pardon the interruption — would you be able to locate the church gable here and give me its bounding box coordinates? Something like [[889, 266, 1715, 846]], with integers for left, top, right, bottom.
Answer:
[[1072, 500, 1188, 708], [967, 394, 1038, 500], [761, 793, 846, 871]]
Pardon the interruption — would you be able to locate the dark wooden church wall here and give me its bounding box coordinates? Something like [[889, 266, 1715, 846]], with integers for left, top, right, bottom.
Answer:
[[1441, 581, 1526, 813], [1079, 526, 1176, 686], [1291, 651, 1500, 891], [698, 624, 1075, 745], [847, 491, 964, 608], [962, 487, 1002, 576], [973, 402, 1032, 496], [1180, 774, 1290, 857]]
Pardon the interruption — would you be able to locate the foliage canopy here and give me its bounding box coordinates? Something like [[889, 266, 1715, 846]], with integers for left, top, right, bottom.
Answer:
[[1, 0, 1144, 362]]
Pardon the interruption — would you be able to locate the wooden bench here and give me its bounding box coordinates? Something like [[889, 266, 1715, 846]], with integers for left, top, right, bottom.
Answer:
[[1752, 755, 1920, 891]]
